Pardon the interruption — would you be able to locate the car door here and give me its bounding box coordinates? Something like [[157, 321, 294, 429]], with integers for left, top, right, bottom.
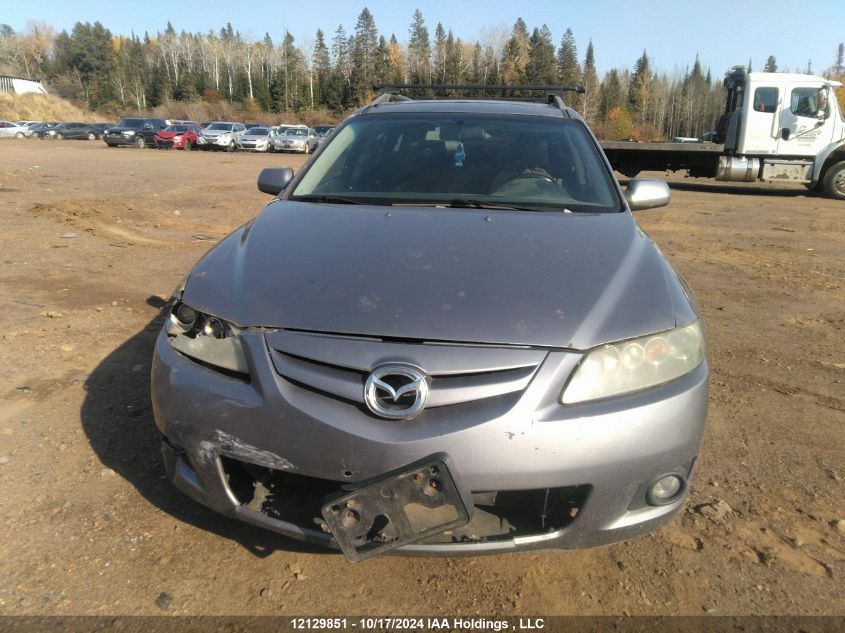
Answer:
[[777, 83, 836, 157]]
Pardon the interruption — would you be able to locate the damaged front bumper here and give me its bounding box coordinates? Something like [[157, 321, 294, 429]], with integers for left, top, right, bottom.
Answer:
[[152, 327, 708, 559]]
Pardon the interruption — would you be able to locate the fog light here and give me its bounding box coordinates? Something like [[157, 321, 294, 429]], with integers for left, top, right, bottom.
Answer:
[[647, 475, 684, 506]]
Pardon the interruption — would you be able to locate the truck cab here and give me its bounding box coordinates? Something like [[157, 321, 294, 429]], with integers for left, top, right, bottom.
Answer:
[[724, 70, 843, 158]]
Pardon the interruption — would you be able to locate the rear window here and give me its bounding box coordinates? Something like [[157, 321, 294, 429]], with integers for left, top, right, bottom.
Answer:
[[292, 113, 619, 212], [753, 88, 778, 114]]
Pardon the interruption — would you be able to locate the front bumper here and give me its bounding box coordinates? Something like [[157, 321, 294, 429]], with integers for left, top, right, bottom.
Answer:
[[151, 328, 708, 556], [196, 135, 234, 149], [104, 134, 140, 146]]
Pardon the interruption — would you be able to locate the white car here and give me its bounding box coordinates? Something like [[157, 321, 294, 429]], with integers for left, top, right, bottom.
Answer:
[[0, 121, 30, 138], [236, 126, 272, 152], [196, 121, 246, 151]]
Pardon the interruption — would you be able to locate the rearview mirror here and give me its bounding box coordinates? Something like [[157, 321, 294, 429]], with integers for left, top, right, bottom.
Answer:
[[781, 127, 791, 140], [257, 167, 294, 196], [625, 179, 671, 211]]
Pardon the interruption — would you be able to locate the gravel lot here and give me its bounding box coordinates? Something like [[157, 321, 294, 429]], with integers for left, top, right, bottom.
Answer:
[[0, 139, 843, 616]]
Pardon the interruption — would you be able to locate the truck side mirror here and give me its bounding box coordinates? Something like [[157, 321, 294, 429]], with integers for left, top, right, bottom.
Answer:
[[257, 167, 294, 196], [781, 128, 791, 140]]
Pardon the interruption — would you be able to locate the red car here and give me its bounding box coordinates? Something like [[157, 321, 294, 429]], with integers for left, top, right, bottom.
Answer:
[[154, 124, 201, 150]]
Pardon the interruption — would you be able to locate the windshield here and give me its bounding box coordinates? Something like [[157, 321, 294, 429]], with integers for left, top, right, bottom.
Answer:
[[207, 123, 232, 131], [285, 128, 308, 137], [248, 127, 269, 135], [164, 125, 188, 132], [117, 118, 146, 129], [291, 113, 620, 212]]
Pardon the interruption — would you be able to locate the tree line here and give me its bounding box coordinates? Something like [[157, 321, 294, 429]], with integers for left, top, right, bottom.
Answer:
[[1, 12, 844, 139]]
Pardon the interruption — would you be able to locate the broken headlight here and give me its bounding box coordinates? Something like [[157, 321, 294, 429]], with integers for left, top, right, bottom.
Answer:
[[561, 321, 705, 404], [166, 301, 249, 375]]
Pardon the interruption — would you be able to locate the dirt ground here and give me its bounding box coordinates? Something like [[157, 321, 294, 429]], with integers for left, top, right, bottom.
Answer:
[[0, 139, 843, 617]]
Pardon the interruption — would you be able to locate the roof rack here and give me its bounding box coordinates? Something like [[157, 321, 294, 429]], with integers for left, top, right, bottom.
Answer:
[[371, 83, 584, 111]]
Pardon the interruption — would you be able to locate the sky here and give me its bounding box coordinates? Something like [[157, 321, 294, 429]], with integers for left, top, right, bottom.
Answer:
[[5, 0, 844, 78]]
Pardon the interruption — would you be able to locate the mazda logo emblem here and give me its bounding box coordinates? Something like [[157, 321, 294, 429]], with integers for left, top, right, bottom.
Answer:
[[364, 365, 429, 419]]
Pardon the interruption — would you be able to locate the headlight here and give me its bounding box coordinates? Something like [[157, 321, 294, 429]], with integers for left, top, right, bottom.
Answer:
[[173, 135, 182, 141], [124, 130, 136, 136], [561, 321, 705, 404], [166, 301, 248, 375]]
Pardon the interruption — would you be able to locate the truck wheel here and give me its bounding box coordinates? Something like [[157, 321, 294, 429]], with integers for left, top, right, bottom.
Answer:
[[823, 161, 845, 200]]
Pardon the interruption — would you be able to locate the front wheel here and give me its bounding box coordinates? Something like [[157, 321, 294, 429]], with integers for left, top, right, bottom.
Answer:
[[226, 141, 235, 152], [303, 144, 310, 155], [135, 136, 145, 149], [15, 132, 24, 138], [823, 160, 845, 200], [183, 139, 192, 151], [55, 133, 63, 140], [87, 132, 96, 140]]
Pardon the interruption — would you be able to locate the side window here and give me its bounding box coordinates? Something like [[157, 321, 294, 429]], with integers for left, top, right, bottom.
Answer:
[[753, 87, 778, 114], [790, 88, 820, 117]]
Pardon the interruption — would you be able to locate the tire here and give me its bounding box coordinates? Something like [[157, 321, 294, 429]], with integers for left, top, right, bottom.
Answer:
[[226, 141, 235, 152], [303, 144, 310, 155], [183, 139, 192, 151], [55, 133, 63, 140], [822, 160, 845, 200], [86, 132, 95, 140], [15, 132, 24, 138], [135, 136, 145, 149], [106, 143, 116, 147]]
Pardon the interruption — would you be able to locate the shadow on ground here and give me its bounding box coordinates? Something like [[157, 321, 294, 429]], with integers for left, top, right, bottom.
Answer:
[[79, 296, 325, 558]]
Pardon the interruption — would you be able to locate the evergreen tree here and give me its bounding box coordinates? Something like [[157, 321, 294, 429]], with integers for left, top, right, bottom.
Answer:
[[432, 22, 447, 84], [581, 40, 599, 123], [764, 55, 777, 72], [599, 69, 623, 120], [525, 25, 556, 84], [407, 9, 431, 84], [351, 7, 378, 100], [501, 17, 530, 84], [835, 43, 844, 74], [556, 28, 580, 86], [628, 49, 650, 117]]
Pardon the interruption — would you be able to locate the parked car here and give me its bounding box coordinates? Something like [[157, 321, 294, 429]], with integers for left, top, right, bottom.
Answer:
[[236, 126, 272, 152], [196, 121, 246, 151], [103, 118, 167, 148], [16, 120, 41, 136], [28, 122, 60, 138], [315, 125, 335, 146], [271, 126, 318, 153], [154, 124, 202, 150], [41, 122, 100, 140], [0, 120, 29, 138], [152, 87, 708, 562]]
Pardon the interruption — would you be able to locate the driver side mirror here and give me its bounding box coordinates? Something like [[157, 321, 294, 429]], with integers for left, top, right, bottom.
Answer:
[[625, 178, 671, 211], [781, 127, 791, 140], [257, 167, 294, 196]]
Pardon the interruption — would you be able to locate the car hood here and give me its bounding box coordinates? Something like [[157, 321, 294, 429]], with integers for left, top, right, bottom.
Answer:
[[240, 135, 269, 141], [202, 129, 231, 136], [182, 201, 697, 349], [279, 135, 308, 141], [107, 126, 143, 133]]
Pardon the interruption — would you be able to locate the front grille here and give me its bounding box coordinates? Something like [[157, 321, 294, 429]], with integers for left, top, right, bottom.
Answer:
[[221, 456, 589, 543], [265, 330, 547, 409]]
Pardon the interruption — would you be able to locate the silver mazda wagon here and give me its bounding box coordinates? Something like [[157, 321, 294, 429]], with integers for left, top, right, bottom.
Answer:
[[151, 87, 708, 562]]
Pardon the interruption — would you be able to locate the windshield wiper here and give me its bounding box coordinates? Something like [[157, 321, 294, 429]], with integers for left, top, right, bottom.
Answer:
[[292, 195, 379, 205], [448, 199, 570, 213]]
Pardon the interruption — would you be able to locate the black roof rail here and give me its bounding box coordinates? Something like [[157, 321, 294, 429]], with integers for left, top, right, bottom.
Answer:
[[371, 83, 584, 109]]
